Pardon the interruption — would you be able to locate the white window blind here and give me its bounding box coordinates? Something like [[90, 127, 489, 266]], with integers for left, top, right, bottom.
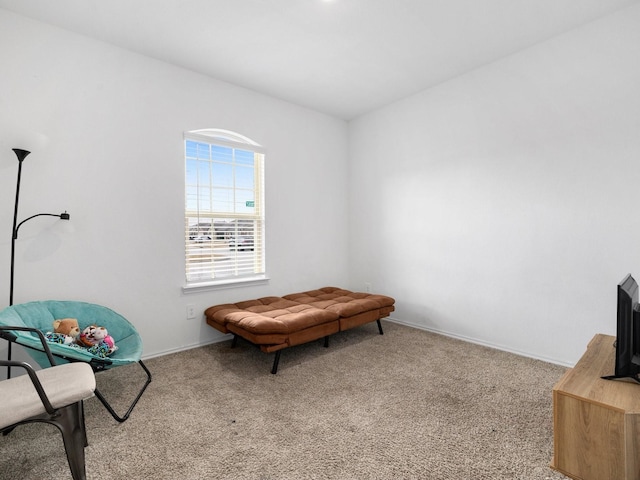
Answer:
[[184, 129, 265, 286]]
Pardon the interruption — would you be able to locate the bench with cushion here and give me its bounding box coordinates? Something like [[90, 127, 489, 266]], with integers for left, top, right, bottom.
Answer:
[[205, 287, 395, 373]]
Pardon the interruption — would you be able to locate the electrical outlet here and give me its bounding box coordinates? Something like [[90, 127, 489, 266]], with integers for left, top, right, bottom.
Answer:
[[186, 304, 197, 320], [364, 282, 372, 293]]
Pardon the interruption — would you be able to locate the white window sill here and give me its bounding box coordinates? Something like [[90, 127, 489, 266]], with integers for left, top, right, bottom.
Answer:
[[182, 275, 270, 294]]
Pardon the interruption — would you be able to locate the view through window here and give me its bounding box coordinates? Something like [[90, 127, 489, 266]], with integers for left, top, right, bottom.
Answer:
[[184, 129, 265, 285]]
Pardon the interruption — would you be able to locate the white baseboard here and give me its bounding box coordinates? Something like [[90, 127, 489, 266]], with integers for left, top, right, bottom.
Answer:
[[385, 316, 574, 368], [142, 335, 230, 361]]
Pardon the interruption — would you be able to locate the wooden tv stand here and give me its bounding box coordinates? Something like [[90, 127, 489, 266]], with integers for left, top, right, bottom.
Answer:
[[551, 334, 640, 480]]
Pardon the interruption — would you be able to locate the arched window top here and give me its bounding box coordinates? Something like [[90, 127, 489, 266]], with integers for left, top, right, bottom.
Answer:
[[186, 128, 263, 152]]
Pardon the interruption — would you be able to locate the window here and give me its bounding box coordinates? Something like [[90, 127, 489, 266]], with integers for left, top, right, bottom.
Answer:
[[184, 129, 265, 287]]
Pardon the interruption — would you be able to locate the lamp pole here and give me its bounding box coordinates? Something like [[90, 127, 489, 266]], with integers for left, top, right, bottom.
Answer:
[[10, 149, 30, 307], [9, 149, 70, 306]]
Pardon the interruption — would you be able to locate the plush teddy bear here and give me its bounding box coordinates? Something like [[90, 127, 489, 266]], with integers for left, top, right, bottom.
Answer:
[[78, 324, 118, 355], [48, 318, 81, 345]]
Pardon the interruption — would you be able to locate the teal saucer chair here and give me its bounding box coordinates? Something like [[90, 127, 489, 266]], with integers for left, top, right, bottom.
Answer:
[[0, 301, 151, 423]]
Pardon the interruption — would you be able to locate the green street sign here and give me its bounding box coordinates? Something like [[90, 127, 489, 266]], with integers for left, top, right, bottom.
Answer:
[[246, 201, 255, 207]]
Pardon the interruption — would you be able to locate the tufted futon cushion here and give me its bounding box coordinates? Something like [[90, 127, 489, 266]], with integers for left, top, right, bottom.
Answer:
[[205, 296, 340, 352], [283, 287, 395, 331]]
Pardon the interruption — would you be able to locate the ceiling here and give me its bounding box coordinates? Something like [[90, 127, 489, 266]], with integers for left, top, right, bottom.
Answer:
[[1, 0, 638, 120]]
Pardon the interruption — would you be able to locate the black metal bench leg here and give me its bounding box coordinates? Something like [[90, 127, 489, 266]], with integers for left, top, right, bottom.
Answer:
[[53, 401, 88, 480], [271, 351, 281, 375], [324, 336, 329, 348], [231, 334, 238, 348], [7, 341, 12, 379], [377, 319, 384, 335]]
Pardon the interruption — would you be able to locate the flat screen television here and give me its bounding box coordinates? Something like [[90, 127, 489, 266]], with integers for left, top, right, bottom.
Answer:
[[602, 273, 640, 383]]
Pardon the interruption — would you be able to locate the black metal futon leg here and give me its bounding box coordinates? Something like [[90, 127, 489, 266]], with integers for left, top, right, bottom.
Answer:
[[271, 351, 281, 375]]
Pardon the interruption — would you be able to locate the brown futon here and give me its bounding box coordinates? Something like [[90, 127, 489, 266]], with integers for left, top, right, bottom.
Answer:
[[205, 287, 395, 373]]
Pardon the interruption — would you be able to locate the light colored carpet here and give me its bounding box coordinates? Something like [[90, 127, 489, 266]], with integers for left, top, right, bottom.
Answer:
[[0, 321, 569, 480]]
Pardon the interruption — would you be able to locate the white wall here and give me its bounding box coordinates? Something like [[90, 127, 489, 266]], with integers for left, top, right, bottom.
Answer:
[[3, 6, 639, 370], [348, 5, 640, 366], [0, 10, 349, 359]]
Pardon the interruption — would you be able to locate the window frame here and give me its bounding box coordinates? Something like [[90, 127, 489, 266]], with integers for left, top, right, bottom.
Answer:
[[182, 129, 267, 292]]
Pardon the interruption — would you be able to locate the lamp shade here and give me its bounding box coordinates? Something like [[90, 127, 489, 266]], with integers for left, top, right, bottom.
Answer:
[[1, 127, 49, 155]]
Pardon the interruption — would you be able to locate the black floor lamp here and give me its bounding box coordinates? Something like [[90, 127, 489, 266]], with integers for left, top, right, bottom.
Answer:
[[6, 148, 71, 378], [10, 148, 70, 306]]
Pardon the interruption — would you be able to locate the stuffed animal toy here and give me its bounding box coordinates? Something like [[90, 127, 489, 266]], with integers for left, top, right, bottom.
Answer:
[[48, 318, 81, 345], [77, 324, 100, 347], [78, 324, 118, 355], [91, 325, 118, 354]]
